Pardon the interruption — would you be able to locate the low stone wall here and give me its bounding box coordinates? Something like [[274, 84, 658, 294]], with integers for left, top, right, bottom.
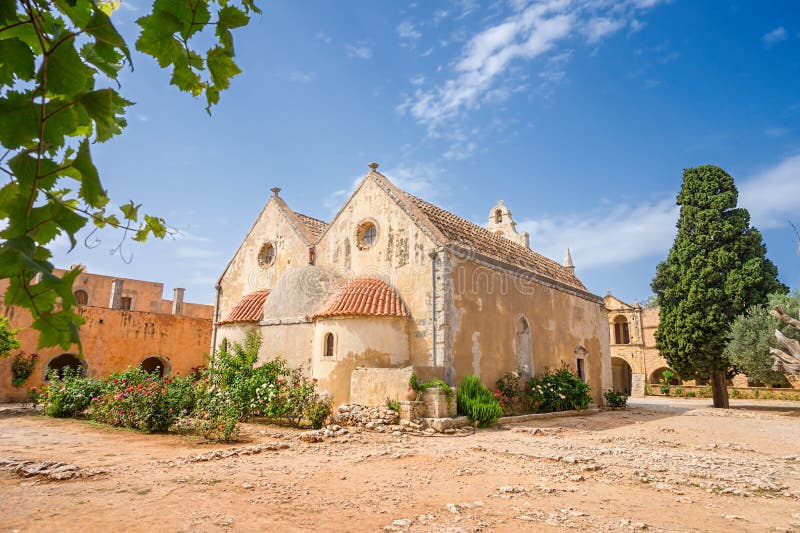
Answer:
[[349, 365, 445, 406], [331, 404, 400, 429], [651, 385, 800, 401]]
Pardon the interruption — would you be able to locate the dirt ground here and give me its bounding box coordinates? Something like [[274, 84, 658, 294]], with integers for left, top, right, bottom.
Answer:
[[2, 397, 800, 533]]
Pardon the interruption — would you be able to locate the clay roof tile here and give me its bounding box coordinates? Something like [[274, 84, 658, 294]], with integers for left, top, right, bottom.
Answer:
[[313, 279, 408, 319], [217, 290, 270, 325]]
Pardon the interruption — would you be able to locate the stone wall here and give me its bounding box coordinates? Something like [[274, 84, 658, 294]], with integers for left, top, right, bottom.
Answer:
[[0, 306, 211, 402]]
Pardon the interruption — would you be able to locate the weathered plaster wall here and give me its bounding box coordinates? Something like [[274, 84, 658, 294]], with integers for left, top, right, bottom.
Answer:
[[0, 306, 211, 402], [350, 365, 445, 406], [217, 198, 311, 321], [447, 256, 611, 405], [312, 317, 410, 403], [314, 178, 436, 365], [61, 268, 164, 313]]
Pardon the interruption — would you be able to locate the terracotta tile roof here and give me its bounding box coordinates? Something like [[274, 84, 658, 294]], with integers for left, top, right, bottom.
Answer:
[[218, 290, 270, 324], [293, 212, 328, 243], [404, 193, 587, 291], [313, 279, 408, 319]]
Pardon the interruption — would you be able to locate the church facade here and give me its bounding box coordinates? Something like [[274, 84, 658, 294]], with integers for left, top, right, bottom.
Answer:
[[213, 164, 611, 406]]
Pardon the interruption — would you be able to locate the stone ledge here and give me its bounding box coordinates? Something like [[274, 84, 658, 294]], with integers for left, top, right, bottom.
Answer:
[[498, 408, 601, 424], [424, 416, 470, 432]]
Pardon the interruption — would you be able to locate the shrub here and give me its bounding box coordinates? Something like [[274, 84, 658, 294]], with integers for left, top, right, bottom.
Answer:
[[90, 367, 195, 432], [659, 369, 675, 395], [494, 372, 523, 415], [527, 367, 591, 413], [456, 375, 503, 428], [11, 352, 37, 387], [686, 391, 697, 397], [41, 367, 104, 418], [180, 381, 241, 441], [304, 396, 333, 429], [386, 399, 400, 412], [603, 390, 628, 408], [410, 373, 454, 407]]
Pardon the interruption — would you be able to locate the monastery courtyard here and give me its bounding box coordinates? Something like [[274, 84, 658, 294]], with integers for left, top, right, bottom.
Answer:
[[2, 397, 799, 532]]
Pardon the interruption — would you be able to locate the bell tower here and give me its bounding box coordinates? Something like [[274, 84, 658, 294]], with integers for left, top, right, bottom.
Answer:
[[486, 200, 530, 248]]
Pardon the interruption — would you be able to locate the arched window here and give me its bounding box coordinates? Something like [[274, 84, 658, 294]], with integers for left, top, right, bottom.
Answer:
[[74, 289, 88, 305], [574, 346, 588, 382], [141, 356, 167, 377], [324, 333, 334, 357], [613, 315, 630, 344], [515, 317, 532, 377], [494, 209, 502, 223], [46, 354, 84, 379]]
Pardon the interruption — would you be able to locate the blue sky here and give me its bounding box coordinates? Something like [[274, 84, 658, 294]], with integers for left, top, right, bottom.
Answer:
[[53, 0, 799, 305]]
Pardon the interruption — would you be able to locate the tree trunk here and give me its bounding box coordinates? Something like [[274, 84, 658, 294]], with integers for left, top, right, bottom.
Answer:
[[711, 371, 730, 408]]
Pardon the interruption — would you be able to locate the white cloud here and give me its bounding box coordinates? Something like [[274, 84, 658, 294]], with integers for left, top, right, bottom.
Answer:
[[583, 17, 625, 43], [402, 1, 573, 129], [287, 70, 314, 83], [739, 153, 800, 229], [397, 20, 422, 40], [315, 32, 332, 45], [410, 74, 426, 86], [399, 0, 663, 135], [345, 43, 373, 60], [763, 26, 788, 46], [513, 153, 800, 270], [517, 198, 679, 270]]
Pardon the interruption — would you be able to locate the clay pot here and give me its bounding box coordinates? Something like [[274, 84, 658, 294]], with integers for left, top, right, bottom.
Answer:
[[405, 387, 418, 401]]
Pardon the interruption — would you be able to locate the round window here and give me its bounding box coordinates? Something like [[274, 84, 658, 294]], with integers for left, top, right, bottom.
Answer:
[[258, 243, 276, 266], [356, 221, 378, 249]]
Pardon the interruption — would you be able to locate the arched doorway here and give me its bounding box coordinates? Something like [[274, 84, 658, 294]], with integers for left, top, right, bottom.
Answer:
[[515, 317, 532, 377], [649, 367, 680, 385], [611, 357, 632, 394], [46, 354, 84, 379], [140, 356, 168, 377]]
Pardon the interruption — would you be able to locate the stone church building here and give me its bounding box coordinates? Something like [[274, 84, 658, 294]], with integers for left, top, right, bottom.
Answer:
[[214, 164, 611, 406]]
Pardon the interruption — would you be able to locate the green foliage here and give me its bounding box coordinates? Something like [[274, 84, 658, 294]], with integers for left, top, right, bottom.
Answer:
[[724, 291, 799, 386], [603, 390, 629, 408], [409, 373, 454, 402], [211, 333, 328, 427], [456, 375, 503, 428], [526, 367, 592, 412], [10, 351, 37, 386], [90, 367, 195, 432], [660, 369, 675, 395], [385, 398, 400, 412], [0, 317, 20, 358], [303, 396, 332, 430], [0, 0, 257, 350], [651, 165, 786, 405], [494, 372, 523, 415], [41, 366, 103, 417]]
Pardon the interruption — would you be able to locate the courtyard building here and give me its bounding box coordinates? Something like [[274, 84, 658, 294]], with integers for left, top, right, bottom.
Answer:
[[0, 267, 213, 402], [214, 164, 612, 406]]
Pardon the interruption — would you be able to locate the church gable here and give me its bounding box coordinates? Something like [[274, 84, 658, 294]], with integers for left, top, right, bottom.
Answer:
[[314, 172, 439, 275], [603, 293, 636, 312], [217, 191, 322, 319]]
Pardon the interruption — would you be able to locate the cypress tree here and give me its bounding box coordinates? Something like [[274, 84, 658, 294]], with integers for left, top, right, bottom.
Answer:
[[651, 165, 786, 408]]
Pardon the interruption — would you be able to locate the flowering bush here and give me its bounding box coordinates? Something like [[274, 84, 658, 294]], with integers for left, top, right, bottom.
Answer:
[[526, 367, 592, 413], [90, 367, 195, 432], [494, 372, 523, 415], [41, 367, 104, 418], [11, 352, 37, 387]]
